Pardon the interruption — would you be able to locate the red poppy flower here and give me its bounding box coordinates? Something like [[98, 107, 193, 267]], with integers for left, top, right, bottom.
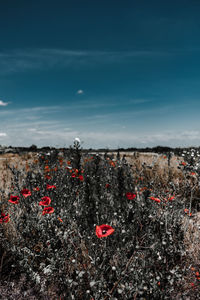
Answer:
[[8, 195, 20, 204], [105, 183, 110, 188], [45, 175, 51, 179], [58, 217, 63, 222], [149, 196, 161, 203], [126, 192, 136, 200], [96, 224, 115, 238], [42, 206, 54, 215], [39, 196, 51, 206], [181, 162, 186, 166], [195, 272, 200, 277], [78, 175, 83, 181], [21, 188, 31, 198], [46, 184, 56, 190], [168, 196, 175, 201], [0, 212, 10, 223], [33, 187, 40, 191], [71, 173, 76, 178]]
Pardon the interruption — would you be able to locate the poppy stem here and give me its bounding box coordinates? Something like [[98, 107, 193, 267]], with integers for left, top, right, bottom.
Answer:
[[103, 251, 136, 300]]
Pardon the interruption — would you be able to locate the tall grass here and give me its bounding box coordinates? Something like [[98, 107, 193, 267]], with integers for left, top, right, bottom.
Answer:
[[0, 144, 199, 299]]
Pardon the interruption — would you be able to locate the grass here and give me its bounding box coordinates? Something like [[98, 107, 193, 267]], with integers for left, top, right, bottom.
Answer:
[[0, 144, 199, 299]]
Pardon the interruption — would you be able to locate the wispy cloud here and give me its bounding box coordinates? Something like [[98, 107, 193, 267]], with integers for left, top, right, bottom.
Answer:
[[0, 100, 9, 106], [0, 133, 7, 137], [129, 99, 154, 105], [0, 48, 171, 75], [76, 89, 84, 95]]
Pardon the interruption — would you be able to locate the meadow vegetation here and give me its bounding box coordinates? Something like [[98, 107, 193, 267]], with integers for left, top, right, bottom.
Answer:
[[0, 142, 199, 299]]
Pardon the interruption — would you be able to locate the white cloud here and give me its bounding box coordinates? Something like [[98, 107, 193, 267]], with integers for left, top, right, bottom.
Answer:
[[76, 90, 84, 95], [0, 100, 8, 106], [0, 48, 170, 74], [0, 133, 7, 137]]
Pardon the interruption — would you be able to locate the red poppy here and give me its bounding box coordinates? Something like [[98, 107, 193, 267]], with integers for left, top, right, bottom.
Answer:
[[149, 196, 161, 203], [105, 183, 110, 188], [78, 175, 83, 181], [8, 195, 20, 204], [58, 217, 63, 222], [181, 162, 186, 166], [168, 196, 175, 201], [126, 192, 136, 200], [195, 272, 200, 277], [96, 224, 115, 238], [39, 196, 51, 206], [71, 173, 76, 178], [33, 187, 40, 191], [0, 212, 10, 223], [190, 172, 196, 176], [21, 188, 31, 198], [46, 184, 56, 190], [45, 175, 51, 180], [42, 206, 54, 215]]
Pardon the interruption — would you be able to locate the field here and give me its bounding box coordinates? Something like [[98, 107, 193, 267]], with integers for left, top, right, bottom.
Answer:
[[0, 145, 200, 299]]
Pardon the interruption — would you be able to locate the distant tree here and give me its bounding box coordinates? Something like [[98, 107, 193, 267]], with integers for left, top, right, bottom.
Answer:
[[29, 144, 37, 152]]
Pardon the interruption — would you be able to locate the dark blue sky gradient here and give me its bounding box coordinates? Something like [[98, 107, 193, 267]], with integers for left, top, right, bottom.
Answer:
[[0, 0, 200, 148]]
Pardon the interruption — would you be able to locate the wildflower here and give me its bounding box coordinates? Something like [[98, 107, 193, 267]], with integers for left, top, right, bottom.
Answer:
[[105, 183, 110, 188], [78, 175, 84, 181], [184, 208, 192, 216], [181, 162, 186, 166], [74, 137, 81, 144], [190, 282, 196, 288], [71, 173, 76, 178], [21, 188, 31, 198], [195, 272, 199, 277], [58, 217, 63, 222], [46, 184, 56, 190], [168, 196, 175, 201], [0, 212, 10, 223], [190, 172, 196, 176], [109, 161, 116, 167], [39, 196, 51, 206], [8, 195, 20, 204], [67, 160, 71, 165], [149, 196, 161, 203], [2, 214, 10, 223], [33, 187, 40, 191], [45, 175, 51, 179], [96, 224, 115, 238], [42, 207, 54, 215], [126, 192, 136, 200], [140, 187, 147, 192]]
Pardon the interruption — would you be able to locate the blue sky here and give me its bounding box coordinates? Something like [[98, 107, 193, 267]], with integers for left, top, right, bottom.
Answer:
[[0, 0, 200, 148]]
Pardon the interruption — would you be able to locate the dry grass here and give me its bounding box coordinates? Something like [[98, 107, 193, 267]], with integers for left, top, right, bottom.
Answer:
[[0, 150, 199, 299]]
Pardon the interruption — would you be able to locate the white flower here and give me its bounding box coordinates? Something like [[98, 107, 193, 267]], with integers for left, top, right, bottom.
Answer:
[[74, 137, 81, 143]]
